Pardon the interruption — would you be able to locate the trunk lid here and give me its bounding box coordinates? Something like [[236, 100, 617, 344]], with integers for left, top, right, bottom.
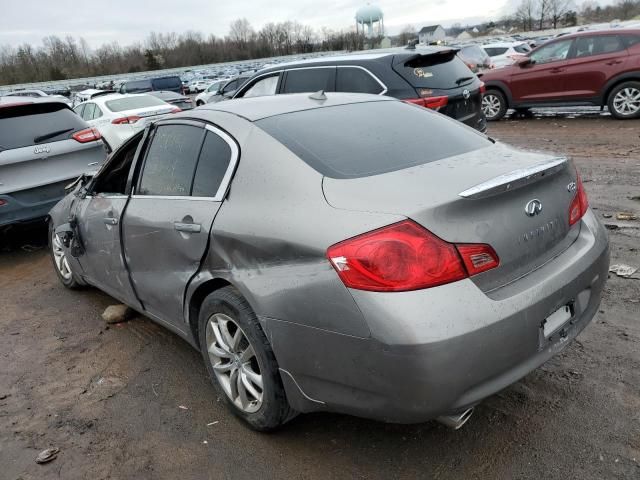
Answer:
[[322, 142, 580, 292]]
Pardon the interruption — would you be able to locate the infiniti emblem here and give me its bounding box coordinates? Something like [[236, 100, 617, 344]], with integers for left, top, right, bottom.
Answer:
[[525, 199, 543, 217], [567, 181, 577, 193], [462, 89, 470, 100]]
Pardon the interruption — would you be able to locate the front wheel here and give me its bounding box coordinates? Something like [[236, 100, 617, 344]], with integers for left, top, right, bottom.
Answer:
[[198, 286, 295, 431], [482, 90, 507, 121], [607, 81, 640, 119], [49, 222, 83, 289]]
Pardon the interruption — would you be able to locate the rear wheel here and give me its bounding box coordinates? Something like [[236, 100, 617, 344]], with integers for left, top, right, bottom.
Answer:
[[198, 286, 295, 431], [482, 90, 507, 121], [607, 81, 640, 119], [196, 100, 204, 106]]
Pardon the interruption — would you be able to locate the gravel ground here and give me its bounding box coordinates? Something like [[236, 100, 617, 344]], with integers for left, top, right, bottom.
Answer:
[[1, 114, 639, 480]]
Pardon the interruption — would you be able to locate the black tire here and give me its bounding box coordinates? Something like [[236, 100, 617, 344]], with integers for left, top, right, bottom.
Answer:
[[196, 100, 204, 106], [198, 286, 296, 431], [48, 221, 83, 289], [607, 81, 640, 120], [482, 89, 508, 121]]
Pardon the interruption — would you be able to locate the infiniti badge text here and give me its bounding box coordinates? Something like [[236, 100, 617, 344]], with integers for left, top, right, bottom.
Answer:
[[518, 218, 560, 244]]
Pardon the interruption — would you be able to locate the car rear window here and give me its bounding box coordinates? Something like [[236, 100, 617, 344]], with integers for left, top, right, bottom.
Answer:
[[0, 103, 87, 151], [105, 95, 167, 112], [396, 51, 474, 89], [484, 47, 509, 56], [124, 79, 152, 92], [256, 100, 490, 179], [152, 76, 182, 90]]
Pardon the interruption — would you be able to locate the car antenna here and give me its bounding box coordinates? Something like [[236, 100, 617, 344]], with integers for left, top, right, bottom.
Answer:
[[309, 90, 327, 101]]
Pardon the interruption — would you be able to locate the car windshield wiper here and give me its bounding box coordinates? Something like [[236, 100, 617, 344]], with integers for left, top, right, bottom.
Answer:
[[455, 76, 474, 85], [34, 128, 74, 144]]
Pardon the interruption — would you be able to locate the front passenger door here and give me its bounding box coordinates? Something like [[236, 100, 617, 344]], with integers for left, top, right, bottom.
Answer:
[[122, 120, 238, 331], [510, 39, 574, 103]]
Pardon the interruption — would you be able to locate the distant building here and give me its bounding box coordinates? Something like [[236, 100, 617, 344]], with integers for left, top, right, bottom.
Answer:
[[418, 25, 446, 44], [379, 36, 392, 48], [456, 30, 473, 41]]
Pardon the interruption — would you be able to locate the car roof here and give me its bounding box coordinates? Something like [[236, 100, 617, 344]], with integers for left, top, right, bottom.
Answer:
[[196, 92, 394, 122], [482, 42, 523, 48], [0, 96, 70, 107], [544, 28, 640, 41]]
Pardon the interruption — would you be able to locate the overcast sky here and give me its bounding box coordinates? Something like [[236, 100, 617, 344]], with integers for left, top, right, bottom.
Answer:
[[0, 0, 603, 49]]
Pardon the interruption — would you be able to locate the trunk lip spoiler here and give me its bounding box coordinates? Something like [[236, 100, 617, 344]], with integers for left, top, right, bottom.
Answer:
[[459, 156, 568, 199]]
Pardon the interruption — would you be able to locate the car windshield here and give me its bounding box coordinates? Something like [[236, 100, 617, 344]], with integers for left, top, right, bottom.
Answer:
[[257, 100, 490, 179], [105, 95, 167, 112]]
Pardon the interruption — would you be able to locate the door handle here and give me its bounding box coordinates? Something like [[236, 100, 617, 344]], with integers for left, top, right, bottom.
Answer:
[[174, 222, 201, 233], [549, 68, 563, 73], [103, 217, 118, 225], [605, 60, 622, 65]]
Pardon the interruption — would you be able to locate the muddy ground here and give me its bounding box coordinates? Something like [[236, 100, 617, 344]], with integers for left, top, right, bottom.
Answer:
[[1, 113, 639, 480]]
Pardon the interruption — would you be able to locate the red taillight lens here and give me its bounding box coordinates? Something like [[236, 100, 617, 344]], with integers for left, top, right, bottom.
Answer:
[[327, 220, 499, 292], [170, 106, 181, 113], [479, 82, 486, 94], [456, 244, 500, 276], [569, 172, 589, 226], [111, 115, 142, 125], [72, 127, 101, 143], [0, 199, 7, 207], [403, 96, 449, 110]]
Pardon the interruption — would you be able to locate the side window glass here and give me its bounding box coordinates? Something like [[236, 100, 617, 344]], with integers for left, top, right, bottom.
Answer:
[[623, 34, 640, 48], [138, 125, 203, 196], [192, 131, 233, 197], [530, 39, 573, 65], [242, 75, 279, 98], [575, 37, 596, 58], [82, 103, 96, 121], [92, 105, 103, 120], [222, 80, 237, 94], [593, 35, 624, 55], [74, 104, 85, 118], [283, 68, 335, 94], [336, 68, 384, 94]]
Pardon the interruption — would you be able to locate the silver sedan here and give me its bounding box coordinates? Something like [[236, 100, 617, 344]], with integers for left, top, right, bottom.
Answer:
[[48, 93, 609, 430]]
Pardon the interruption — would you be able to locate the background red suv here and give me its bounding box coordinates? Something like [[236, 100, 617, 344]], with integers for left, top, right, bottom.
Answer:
[[480, 29, 640, 120]]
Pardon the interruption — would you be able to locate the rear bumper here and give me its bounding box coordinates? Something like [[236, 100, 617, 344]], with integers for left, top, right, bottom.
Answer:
[[269, 210, 609, 423], [0, 179, 72, 227]]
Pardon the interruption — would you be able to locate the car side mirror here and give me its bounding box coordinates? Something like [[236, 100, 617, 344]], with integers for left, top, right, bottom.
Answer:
[[517, 57, 533, 67]]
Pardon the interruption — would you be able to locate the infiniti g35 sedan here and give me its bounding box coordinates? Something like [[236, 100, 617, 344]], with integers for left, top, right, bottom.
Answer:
[[48, 93, 609, 431]]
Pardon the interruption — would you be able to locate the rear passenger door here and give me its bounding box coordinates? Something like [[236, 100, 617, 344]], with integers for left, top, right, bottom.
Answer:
[[281, 67, 336, 93], [562, 34, 629, 100], [121, 120, 238, 331]]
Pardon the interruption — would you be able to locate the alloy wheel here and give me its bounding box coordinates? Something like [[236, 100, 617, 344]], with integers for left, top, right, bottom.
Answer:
[[612, 87, 640, 116], [51, 232, 72, 280], [205, 313, 264, 413], [482, 94, 502, 119]]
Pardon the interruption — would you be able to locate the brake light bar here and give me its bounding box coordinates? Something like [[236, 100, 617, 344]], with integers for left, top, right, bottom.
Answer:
[[72, 127, 102, 143], [112, 115, 142, 124], [327, 220, 499, 292]]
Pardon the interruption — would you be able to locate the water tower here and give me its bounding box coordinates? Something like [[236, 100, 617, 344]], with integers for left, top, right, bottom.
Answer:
[[355, 4, 384, 38]]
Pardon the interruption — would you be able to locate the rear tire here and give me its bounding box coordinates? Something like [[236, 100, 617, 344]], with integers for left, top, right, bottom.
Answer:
[[482, 90, 507, 121], [198, 286, 296, 431], [607, 81, 640, 119], [48, 222, 83, 289], [196, 100, 204, 106]]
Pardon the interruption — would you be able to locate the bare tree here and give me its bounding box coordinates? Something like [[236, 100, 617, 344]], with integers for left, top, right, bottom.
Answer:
[[537, 0, 550, 30], [515, 0, 536, 31], [398, 25, 416, 46], [548, 0, 574, 28]]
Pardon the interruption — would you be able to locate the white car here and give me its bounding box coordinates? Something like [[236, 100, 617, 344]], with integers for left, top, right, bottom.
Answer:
[[194, 80, 227, 106], [73, 93, 179, 152], [482, 42, 532, 68], [188, 80, 212, 93], [5, 89, 72, 106]]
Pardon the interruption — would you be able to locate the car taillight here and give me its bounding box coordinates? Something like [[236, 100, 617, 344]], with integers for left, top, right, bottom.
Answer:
[[170, 106, 181, 113], [403, 96, 449, 111], [72, 127, 102, 143], [112, 115, 142, 124], [0, 199, 7, 207], [479, 82, 486, 94], [327, 220, 499, 292], [569, 172, 589, 226]]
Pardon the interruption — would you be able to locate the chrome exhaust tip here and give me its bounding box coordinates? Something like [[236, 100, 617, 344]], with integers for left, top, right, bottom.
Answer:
[[436, 407, 474, 430]]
